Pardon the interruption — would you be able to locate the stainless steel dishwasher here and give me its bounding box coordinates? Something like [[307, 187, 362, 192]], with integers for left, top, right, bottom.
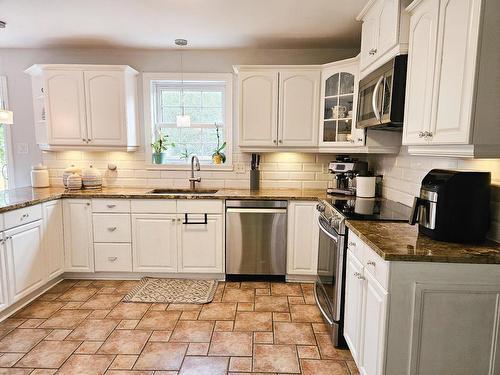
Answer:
[[225, 200, 287, 280]]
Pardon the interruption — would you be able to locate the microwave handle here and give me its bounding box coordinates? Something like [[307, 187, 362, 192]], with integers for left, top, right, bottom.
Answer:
[[409, 196, 423, 225], [372, 75, 384, 122]]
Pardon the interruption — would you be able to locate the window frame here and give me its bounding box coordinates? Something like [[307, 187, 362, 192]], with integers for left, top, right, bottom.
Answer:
[[143, 72, 233, 170], [0, 76, 15, 189]]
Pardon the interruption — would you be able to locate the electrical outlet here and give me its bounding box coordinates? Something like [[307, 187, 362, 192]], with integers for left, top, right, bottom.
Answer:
[[16, 143, 28, 154], [235, 163, 246, 174]]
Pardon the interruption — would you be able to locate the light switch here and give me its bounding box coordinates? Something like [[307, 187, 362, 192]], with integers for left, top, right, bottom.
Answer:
[[16, 143, 28, 154], [235, 163, 246, 174]]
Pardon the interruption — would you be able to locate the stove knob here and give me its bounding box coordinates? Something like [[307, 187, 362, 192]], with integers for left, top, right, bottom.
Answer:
[[316, 203, 325, 213]]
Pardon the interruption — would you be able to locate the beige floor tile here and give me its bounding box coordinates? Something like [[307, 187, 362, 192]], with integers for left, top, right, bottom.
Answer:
[[240, 281, 270, 289], [178, 356, 229, 375], [105, 371, 154, 375], [0, 319, 26, 329], [40, 309, 91, 329], [0, 353, 24, 367], [272, 312, 291, 322], [47, 280, 77, 294], [233, 312, 272, 332], [149, 303, 169, 311], [67, 319, 119, 341], [18, 319, 45, 329], [107, 302, 151, 320], [198, 302, 236, 321], [222, 288, 254, 303], [0, 328, 51, 352], [288, 296, 306, 305], [0, 367, 33, 374], [290, 305, 323, 323], [224, 282, 240, 289], [99, 329, 151, 354], [186, 342, 209, 356], [208, 331, 252, 356], [16, 301, 65, 319], [61, 301, 84, 310], [109, 354, 139, 370], [237, 302, 254, 312], [79, 293, 123, 310], [29, 370, 57, 375], [136, 311, 181, 330], [271, 283, 303, 296], [134, 342, 187, 371], [254, 331, 274, 344], [274, 322, 316, 345], [88, 309, 111, 319], [254, 296, 289, 312], [300, 359, 350, 375], [347, 359, 360, 375], [229, 356, 252, 372], [116, 319, 140, 329], [57, 287, 99, 302], [180, 310, 199, 320], [167, 304, 202, 311], [74, 341, 104, 354], [214, 320, 233, 332], [57, 354, 114, 375], [255, 288, 271, 296], [16, 340, 80, 368], [297, 345, 321, 359], [316, 334, 353, 360], [149, 330, 172, 342], [312, 323, 329, 334], [169, 320, 214, 343], [253, 344, 300, 373], [44, 329, 72, 341]]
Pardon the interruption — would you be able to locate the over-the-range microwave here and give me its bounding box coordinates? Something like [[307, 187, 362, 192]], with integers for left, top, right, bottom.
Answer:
[[356, 55, 408, 130]]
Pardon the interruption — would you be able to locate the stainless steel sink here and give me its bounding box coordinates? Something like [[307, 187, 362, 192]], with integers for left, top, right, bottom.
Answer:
[[147, 188, 219, 195]]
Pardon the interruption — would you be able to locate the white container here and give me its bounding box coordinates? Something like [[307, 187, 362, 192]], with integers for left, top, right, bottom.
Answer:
[[31, 165, 50, 188], [82, 165, 103, 189], [63, 165, 82, 187], [356, 176, 376, 198]]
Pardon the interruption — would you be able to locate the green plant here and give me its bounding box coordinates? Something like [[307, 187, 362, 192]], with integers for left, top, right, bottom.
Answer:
[[212, 123, 226, 163], [151, 132, 174, 154], [179, 145, 193, 160]]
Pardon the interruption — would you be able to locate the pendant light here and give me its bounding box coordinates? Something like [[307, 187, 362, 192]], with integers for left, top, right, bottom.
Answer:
[[175, 38, 191, 128]]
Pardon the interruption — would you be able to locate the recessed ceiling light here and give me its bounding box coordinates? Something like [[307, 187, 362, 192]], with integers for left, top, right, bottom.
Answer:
[[0, 21, 6, 29]]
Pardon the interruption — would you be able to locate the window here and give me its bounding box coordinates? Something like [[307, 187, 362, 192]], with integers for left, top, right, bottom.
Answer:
[[0, 77, 14, 189], [144, 73, 233, 167]]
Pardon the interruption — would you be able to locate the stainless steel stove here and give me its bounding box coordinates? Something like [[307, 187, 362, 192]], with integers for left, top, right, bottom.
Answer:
[[314, 196, 410, 347]]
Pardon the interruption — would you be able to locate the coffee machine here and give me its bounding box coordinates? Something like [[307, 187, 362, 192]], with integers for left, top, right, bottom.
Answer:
[[409, 169, 491, 243], [327, 156, 368, 195]]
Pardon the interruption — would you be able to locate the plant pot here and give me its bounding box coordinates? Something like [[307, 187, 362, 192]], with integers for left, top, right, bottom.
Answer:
[[212, 154, 223, 165], [152, 153, 167, 164]]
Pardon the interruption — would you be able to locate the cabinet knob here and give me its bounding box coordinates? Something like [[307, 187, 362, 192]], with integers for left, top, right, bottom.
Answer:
[[367, 260, 376, 267], [354, 272, 365, 280], [369, 48, 378, 55], [107, 227, 117, 232], [348, 241, 356, 247], [108, 256, 118, 262], [273, 140, 277, 144], [107, 204, 116, 208], [278, 140, 283, 144]]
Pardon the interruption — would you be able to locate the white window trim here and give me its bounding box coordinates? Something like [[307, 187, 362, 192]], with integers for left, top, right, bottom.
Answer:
[[0, 76, 15, 189], [143, 72, 233, 171]]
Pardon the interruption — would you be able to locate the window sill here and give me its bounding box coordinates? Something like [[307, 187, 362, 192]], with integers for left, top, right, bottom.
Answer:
[[146, 164, 234, 172]]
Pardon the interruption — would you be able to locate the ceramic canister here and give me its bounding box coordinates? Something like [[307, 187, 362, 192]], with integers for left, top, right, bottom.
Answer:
[[82, 165, 103, 189], [31, 164, 50, 188], [66, 173, 83, 190], [63, 165, 82, 187]]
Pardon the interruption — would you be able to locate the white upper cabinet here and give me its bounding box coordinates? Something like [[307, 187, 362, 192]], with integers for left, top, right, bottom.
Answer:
[[278, 70, 320, 147], [25, 64, 139, 151], [357, 0, 411, 77], [236, 67, 319, 150], [404, 0, 500, 157], [238, 71, 279, 147], [319, 57, 365, 148]]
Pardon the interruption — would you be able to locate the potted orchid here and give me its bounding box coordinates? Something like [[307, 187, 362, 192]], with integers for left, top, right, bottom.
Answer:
[[151, 132, 175, 164], [211, 124, 226, 164]]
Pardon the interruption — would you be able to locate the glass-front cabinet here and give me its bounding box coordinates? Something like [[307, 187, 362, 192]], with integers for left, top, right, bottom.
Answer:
[[319, 57, 365, 148]]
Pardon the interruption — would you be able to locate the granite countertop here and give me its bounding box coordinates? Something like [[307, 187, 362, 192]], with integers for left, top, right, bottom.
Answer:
[[346, 220, 500, 264], [0, 186, 327, 213]]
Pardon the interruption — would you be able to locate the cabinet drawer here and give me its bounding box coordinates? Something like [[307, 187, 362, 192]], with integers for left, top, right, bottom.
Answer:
[[92, 199, 130, 213], [131, 199, 176, 213], [92, 214, 131, 243], [4, 204, 42, 230], [94, 243, 132, 272], [363, 245, 389, 289], [177, 200, 223, 214], [347, 231, 366, 262]]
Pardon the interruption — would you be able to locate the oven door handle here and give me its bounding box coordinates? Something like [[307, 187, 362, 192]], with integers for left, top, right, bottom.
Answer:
[[314, 283, 334, 325], [372, 75, 384, 122], [317, 215, 339, 243]]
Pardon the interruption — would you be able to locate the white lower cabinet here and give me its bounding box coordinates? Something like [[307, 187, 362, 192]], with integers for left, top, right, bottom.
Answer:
[[94, 243, 132, 272], [63, 199, 94, 272], [132, 214, 178, 272], [286, 201, 319, 276], [178, 214, 223, 273], [5, 220, 46, 303], [42, 200, 65, 279]]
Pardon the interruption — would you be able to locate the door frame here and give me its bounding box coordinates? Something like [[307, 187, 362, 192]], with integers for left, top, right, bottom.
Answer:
[[0, 76, 15, 189]]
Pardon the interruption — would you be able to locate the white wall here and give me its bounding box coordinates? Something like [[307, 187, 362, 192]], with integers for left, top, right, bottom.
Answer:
[[0, 47, 358, 187]]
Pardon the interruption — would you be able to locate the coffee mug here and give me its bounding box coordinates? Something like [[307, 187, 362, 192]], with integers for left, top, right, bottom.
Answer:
[[332, 105, 347, 119]]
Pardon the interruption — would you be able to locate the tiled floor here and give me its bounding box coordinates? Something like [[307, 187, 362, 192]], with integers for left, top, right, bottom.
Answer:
[[0, 279, 359, 374]]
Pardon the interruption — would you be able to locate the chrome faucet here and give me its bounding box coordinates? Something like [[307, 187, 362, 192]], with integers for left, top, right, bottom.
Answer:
[[189, 155, 201, 189]]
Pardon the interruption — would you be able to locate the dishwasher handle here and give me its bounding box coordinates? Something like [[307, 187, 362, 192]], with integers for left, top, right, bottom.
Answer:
[[226, 208, 287, 214]]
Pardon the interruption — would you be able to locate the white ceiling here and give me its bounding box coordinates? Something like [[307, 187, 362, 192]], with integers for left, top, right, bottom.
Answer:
[[0, 0, 366, 49]]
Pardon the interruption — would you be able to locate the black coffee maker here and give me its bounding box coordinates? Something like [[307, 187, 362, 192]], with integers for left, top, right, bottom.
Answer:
[[409, 169, 491, 243]]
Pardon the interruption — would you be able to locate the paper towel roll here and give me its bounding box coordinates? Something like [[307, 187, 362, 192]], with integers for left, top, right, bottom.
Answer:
[[356, 176, 376, 198]]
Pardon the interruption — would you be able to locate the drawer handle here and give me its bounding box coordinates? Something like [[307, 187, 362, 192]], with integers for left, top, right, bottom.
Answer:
[[107, 204, 116, 208], [367, 261, 376, 267], [348, 241, 356, 247], [21, 213, 29, 220], [354, 272, 365, 280], [107, 227, 117, 232], [183, 213, 208, 225], [108, 256, 118, 262]]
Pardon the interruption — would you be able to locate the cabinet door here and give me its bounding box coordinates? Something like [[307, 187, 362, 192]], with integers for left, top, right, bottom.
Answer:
[[360, 5, 380, 72], [429, 0, 482, 144], [403, 0, 439, 145], [238, 71, 279, 147], [63, 199, 94, 272], [286, 202, 319, 275], [132, 214, 177, 272], [84, 71, 127, 146], [43, 200, 65, 279], [344, 250, 365, 363], [178, 214, 223, 273], [359, 271, 388, 375], [5, 220, 46, 303], [278, 71, 320, 147], [0, 242, 9, 311], [43, 70, 87, 145], [376, 0, 399, 59]]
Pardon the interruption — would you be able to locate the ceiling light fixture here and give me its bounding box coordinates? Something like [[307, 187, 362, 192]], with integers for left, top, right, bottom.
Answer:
[[0, 21, 6, 29], [175, 38, 191, 128]]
